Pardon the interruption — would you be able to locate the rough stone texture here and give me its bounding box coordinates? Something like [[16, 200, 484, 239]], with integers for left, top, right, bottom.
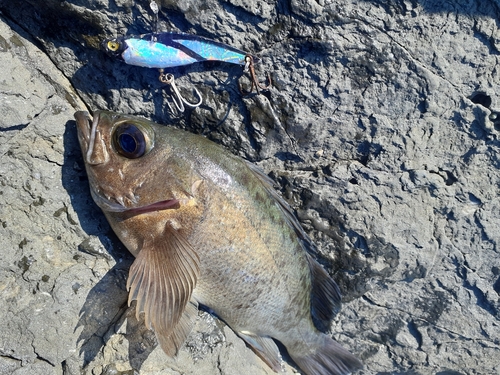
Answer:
[[0, 0, 499, 374]]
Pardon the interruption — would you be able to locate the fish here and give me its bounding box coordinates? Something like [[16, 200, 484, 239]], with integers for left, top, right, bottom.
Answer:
[[74, 110, 362, 375]]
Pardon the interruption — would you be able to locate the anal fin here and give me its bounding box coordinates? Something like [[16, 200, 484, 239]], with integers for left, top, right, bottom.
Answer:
[[237, 331, 283, 372]]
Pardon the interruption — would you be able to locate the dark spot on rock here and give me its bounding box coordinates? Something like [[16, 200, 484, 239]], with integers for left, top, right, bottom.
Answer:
[[492, 266, 500, 276], [415, 290, 448, 324], [8, 34, 24, 48], [492, 276, 500, 296], [17, 255, 35, 274], [470, 92, 492, 108], [54, 205, 78, 225], [349, 178, 358, 185], [102, 363, 135, 375], [72, 283, 81, 294], [0, 34, 10, 52], [78, 236, 112, 260], [42, 275, 50, 282], [275, 151, 303, 162], [53, 207, 66, 217], [300, 188, 314, 205], [407, 320, 423, 349], [0, 123, 29, 132], [417, 100, 427, 113], [442, 170, 458, 186], [50, 104, 63, 115], [446, 210, 455, 221], [32, 196, 46, 207], [468, 193, 481, 205], [19, 238, 28, 249], [336, 233, 400, 301], [357, 141, 383, 166], [403, 263, 427, 282], [378, 316, 404, 344], [321, 164, 333, 176]]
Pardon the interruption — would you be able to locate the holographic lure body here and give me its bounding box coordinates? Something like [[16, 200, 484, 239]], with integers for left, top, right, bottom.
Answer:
[[102, 32, 252, 69]]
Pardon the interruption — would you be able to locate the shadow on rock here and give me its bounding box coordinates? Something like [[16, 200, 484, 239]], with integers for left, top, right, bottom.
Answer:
[[76, 263, 130, 366], [62, 119, 158, 370]]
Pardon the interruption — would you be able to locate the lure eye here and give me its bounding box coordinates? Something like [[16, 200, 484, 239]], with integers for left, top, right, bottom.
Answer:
[[107, 40, 121, 52], [113, 123, 152, 159]]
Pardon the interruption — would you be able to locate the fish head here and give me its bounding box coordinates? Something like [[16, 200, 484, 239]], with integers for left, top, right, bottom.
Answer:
[[74, 110, 200, 216]]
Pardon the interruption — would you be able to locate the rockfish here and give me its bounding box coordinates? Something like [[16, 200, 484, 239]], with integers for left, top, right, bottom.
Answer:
[[74, 110, 362, 375]]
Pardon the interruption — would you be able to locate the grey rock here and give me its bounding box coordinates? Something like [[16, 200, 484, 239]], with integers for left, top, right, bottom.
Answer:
[[0, 0, 499, 374]]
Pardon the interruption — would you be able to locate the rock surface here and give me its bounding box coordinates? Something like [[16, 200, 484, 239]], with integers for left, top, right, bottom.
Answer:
[[0, 0, 499, 374]]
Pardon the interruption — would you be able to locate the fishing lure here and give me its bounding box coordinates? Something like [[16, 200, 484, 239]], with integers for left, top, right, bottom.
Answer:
[[103, 32, 251, 69], [102, 32, 271, 110]]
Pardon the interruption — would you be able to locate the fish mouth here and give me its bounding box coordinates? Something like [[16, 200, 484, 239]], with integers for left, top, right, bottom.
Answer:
[[124, 199, 180, 215], [74, 110, 99, 163], [90, 190, 180, 215], [75, 111, 92, 146]]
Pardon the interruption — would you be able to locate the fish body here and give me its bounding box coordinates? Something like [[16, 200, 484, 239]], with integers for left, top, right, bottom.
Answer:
[[102, 32, 251, 69], [75, 110, 362, 375]]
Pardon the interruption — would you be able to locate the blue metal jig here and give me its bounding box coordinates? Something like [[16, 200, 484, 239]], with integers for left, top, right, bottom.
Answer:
[[102, 32, 271, 97], [103, 33, 248, 69]]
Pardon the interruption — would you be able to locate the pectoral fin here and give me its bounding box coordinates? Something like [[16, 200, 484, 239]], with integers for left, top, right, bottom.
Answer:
[[126, 225, 200, 355], [156, 298, 199, 356]]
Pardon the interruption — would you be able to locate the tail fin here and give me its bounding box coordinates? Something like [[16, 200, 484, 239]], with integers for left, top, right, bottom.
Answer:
[[290, 332, 362, 375]]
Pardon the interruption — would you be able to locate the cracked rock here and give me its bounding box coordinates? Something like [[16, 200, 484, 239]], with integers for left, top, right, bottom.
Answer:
[[0, 0, 499, 374]]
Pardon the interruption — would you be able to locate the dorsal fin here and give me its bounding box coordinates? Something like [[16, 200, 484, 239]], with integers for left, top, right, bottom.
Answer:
[[306, 253, 342, 331], [244, 161, 341, 330], [244, 161, 315, 249]]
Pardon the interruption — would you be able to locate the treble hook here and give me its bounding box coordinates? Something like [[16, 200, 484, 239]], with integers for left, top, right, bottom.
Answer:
[[239, 54, 272, 95], [159, 70, 203, 112]]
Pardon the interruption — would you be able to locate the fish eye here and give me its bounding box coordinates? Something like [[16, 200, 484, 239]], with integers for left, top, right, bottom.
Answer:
[[107, 40, 121, 52], [112, 123, 152, 159]]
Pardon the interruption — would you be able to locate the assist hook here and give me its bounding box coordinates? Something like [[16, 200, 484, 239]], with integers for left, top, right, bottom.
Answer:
[[239, 54, 272, 95]]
